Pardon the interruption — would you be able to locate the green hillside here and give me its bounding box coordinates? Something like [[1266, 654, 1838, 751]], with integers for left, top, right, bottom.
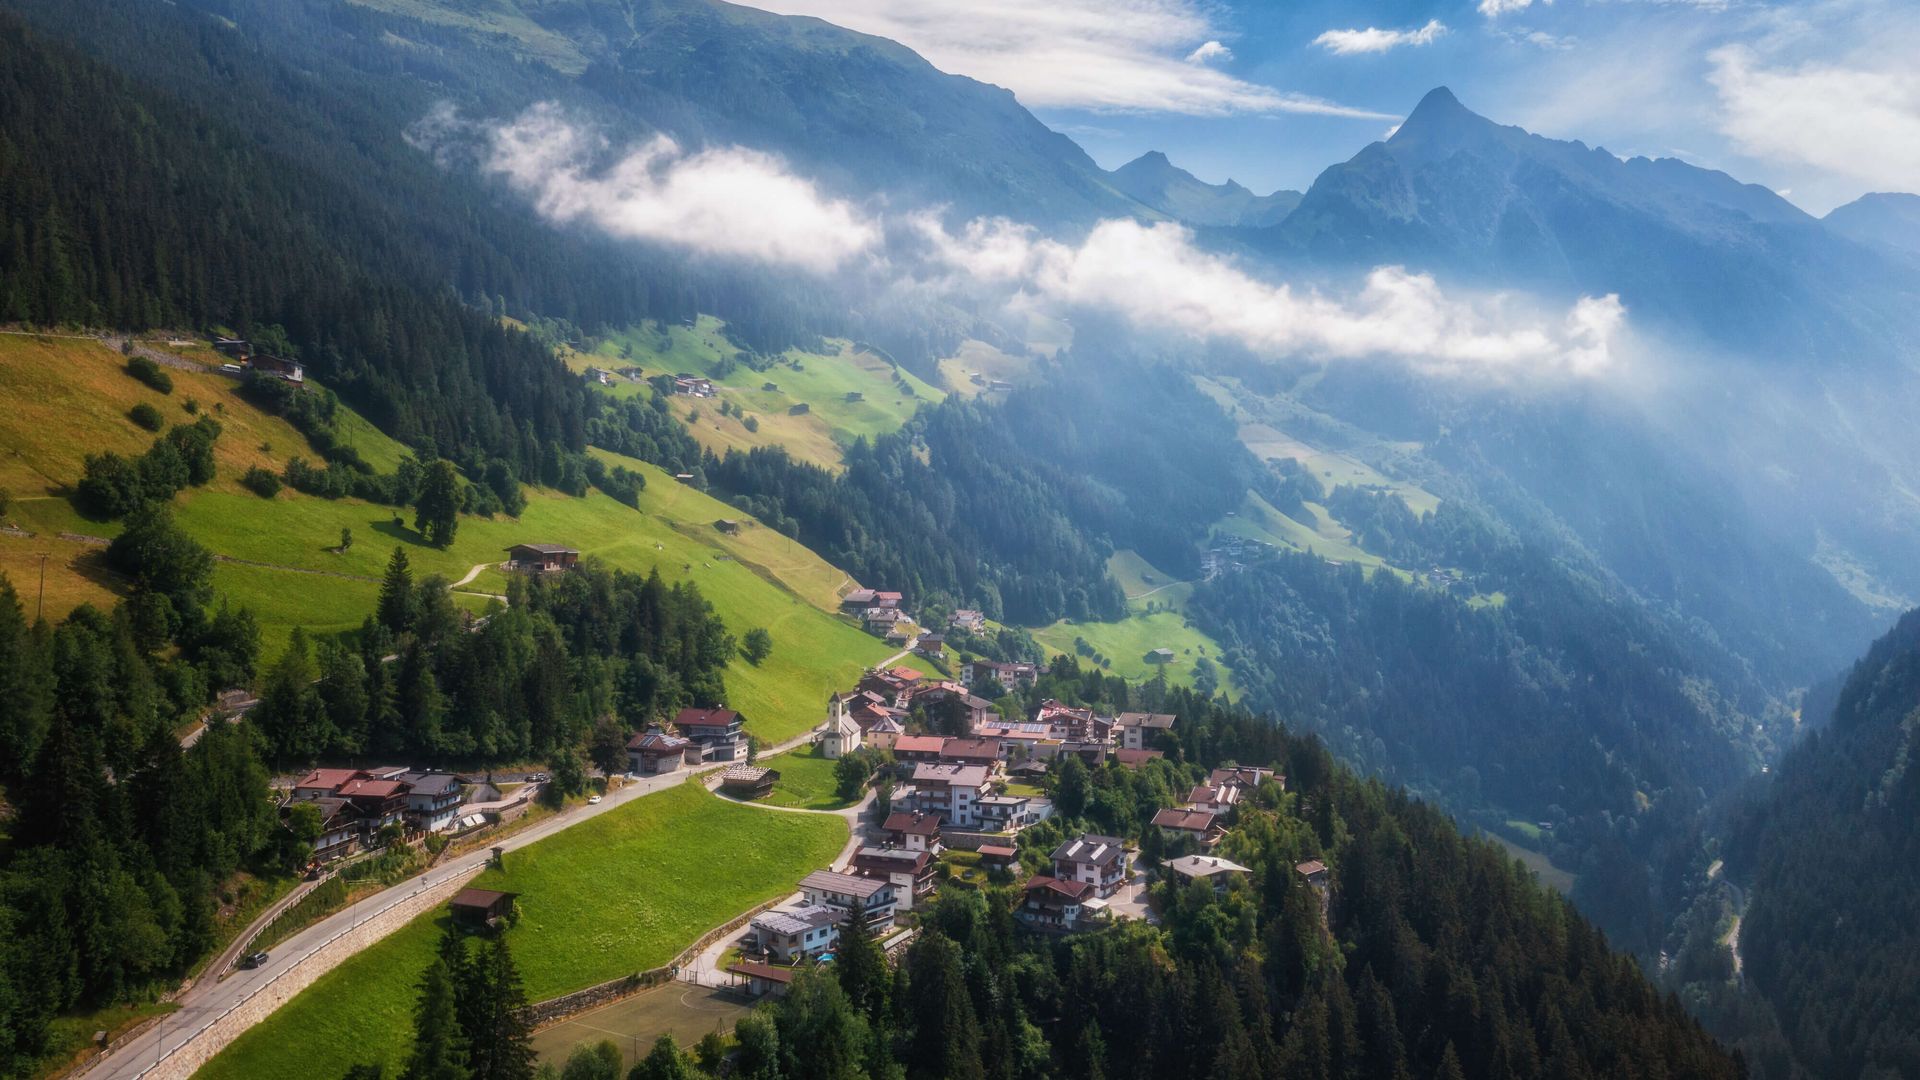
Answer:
[[579, 317, 943, 469], [0, 334, 889, 745]]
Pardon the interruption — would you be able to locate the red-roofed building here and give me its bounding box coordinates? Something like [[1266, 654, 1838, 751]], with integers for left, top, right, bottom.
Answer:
[[336, 778, 408, 831], [292, 768, 362, 800], [881, 811, 945, 854], [627, 725, 692, 774], [673, 707, 746, 762], [1152, 807, 1223, 848], [938, 737, 1002, 767], [1112, 748, 1165, 769], [891, 734, 949, 764]]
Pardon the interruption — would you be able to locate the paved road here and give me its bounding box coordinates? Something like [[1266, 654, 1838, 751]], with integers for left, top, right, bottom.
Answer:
[[82, 749, 772, 1080]]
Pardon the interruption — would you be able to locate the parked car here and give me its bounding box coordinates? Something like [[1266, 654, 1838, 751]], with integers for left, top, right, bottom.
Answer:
[[238, 951, 269, 969], [588, 795, 603, 805]]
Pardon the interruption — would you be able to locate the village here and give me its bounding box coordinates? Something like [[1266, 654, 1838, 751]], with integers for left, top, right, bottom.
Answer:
[[265, 552, 1306, 1016]]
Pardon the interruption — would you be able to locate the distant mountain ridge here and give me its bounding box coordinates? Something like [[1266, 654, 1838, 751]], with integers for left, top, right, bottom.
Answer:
[[1107, 150, 1301, 227], [1825, 191, 1920, 258]]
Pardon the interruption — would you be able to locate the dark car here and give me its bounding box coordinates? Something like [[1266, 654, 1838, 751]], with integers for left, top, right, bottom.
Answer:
[[238, 951, 269, 969]]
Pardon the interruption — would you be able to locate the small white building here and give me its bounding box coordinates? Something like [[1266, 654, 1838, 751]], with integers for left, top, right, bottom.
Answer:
[[821, 693, 864, 759]]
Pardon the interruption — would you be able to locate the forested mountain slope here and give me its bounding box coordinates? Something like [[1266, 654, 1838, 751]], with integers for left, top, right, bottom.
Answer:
[[1722, 607, 1920, 1079]]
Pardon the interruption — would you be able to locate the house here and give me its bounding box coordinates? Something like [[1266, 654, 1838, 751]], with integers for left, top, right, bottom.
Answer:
[[1050, 834, 1129, 898], [1115, 712, 1177, 752], [396, 772, 463, 833], [938, 738, 1002, 768], [858, 665, 924, 703], [1295, 860, 1329, 891], [852, 846, 937, 909], [1208, 766, 1279, 792], [871, 591, 903, 609], [1112, 748, 1164, 769], [674, 707, 747, 762], [505, 543, 580, 573], [864, 713, 904, 752], [1145, 648, 1175, 665], [1018, 875, 1096, 932], [910, 683, 996, 734], [977, 844, 1020, 873], [885, 626, 910, 646], [1057, 741, 1109, 767], [906, 763, 992, 828], [1166, 855, 1251, 893], [213, 337, 250, 358], [890, 734, 948, 765], [862, 607, 905, 635], [1184, 783, 1241, 816], [713, 518, 741, 535], [914, 633, 945, 660], [250, 354, 305, 384], [626, 725, 692, 775], [672, 374, 715, 397], [797, 870, 898, 932], [840, 588, 877, 611], [821, 694, 864, 759], [949, 609, 987, 634], [977, 793, 1038, 832], [1152, 807, 1223, 848], [300, 797, 361, 861], [749, 905, 842, 963], [719, 764, 779, 800], [1034, 700, 1114, 744], [961, 658, 1037, 691], [881, 811, 945, 854], [449, 888, 517, 931], [336, 778, 408, 833], [728, 960, 795, 999], [292, 767, 362, 800]]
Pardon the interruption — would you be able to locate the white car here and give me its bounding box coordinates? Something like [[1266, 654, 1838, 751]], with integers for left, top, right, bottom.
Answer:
[[588, 795, 603, 805]]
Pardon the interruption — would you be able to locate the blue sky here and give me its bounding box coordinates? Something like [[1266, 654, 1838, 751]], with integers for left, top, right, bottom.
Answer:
[[746, 0, 1920, 215]]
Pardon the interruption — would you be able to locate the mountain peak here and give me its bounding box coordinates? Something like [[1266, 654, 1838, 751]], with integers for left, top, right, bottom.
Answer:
[[1392, 86, 1490, 144]]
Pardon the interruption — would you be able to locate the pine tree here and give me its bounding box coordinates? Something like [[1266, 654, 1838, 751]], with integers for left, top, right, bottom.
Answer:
[[472, 936, 537, 1080], [402, 958, 469, 1080], [833, 898, 890, 1021], [378, 547, 417, 635]]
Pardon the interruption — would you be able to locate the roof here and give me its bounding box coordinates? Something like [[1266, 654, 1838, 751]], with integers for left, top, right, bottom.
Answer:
[[1186, 784, 1233, 804], [628, 728, 691, 751], [1024, 874, 1094, 902], [1051, 834, 1126, 868], [1151, 808, 1218, 832], [799, 870, 892, 899], [728, 960, 796, 984], [1296, 859, 1328, 877], [912, 762, 991, 789], [507, 543, 577, 555], [397, 772, 460, 796], [866, 715, 904, 734], [1167, 855, 1252, 880], [1116, 712, 1177, 729], [882, 811, 943, 836], [854, 846, 932, 871], [884, 665, 923, 681], [753, 906, 842, 935], [450, 888, 517, 910], [940, 738, 1001, 759], [977, 844, 1018, 858], [720, 764, 776, 784], [295, 767, 359, 790], [337, 778, 406, 799], [892, 735, 949, 754], [1112, 749, 1165, 768], [674, 707, 742, 729]]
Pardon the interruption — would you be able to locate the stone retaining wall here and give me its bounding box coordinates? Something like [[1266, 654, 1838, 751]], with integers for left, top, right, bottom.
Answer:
[[126, 866, 482, 1080]]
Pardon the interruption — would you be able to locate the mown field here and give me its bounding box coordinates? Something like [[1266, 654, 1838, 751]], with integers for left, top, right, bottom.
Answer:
[[1030, 609, 1236, 694], [0, 334, 889, 744], [196, 783, 845, 1080], [752, 746, 855, 811], [581, 316, 943, 470]]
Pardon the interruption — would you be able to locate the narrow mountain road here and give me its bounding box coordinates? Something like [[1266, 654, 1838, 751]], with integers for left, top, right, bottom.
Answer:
[[83, 763, 711, 1080], [449, 562, 496, 589]]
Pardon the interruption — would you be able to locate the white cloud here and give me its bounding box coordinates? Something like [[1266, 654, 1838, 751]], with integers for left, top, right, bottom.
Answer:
[[457, 106, 1624, 379], [1185, 40, 1232, 64], [481, 104, 880, 273], [1314, 19, 1448, 56], [918, 217, 1625, 376], [738, 0, 1393, 118], [1708, 44, 1920, 193], [1478, 0, 1543, 17]]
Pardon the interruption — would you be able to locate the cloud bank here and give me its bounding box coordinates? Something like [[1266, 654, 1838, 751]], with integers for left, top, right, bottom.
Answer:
[[1315, 20, 1448, 56], [739, 0, 1392, 119], [1709, 44, 1920, 194], [452, 105, 1625, 379]]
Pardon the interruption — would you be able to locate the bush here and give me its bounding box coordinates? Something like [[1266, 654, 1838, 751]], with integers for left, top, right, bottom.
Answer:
[[126, 356, 173, 393], [128, 402, 164, 431], [241, 467, 282, 498]]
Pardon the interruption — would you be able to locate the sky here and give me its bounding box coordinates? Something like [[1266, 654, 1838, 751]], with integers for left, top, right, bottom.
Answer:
[[742, 0, 1920, 216]]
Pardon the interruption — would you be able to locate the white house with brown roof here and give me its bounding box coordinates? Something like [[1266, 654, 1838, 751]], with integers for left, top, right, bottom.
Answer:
[[1050, 834, 1129, 898], [906, 763, 992, 828], [798, 870, 898, 931], [1116, 712, 1177, 751]]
